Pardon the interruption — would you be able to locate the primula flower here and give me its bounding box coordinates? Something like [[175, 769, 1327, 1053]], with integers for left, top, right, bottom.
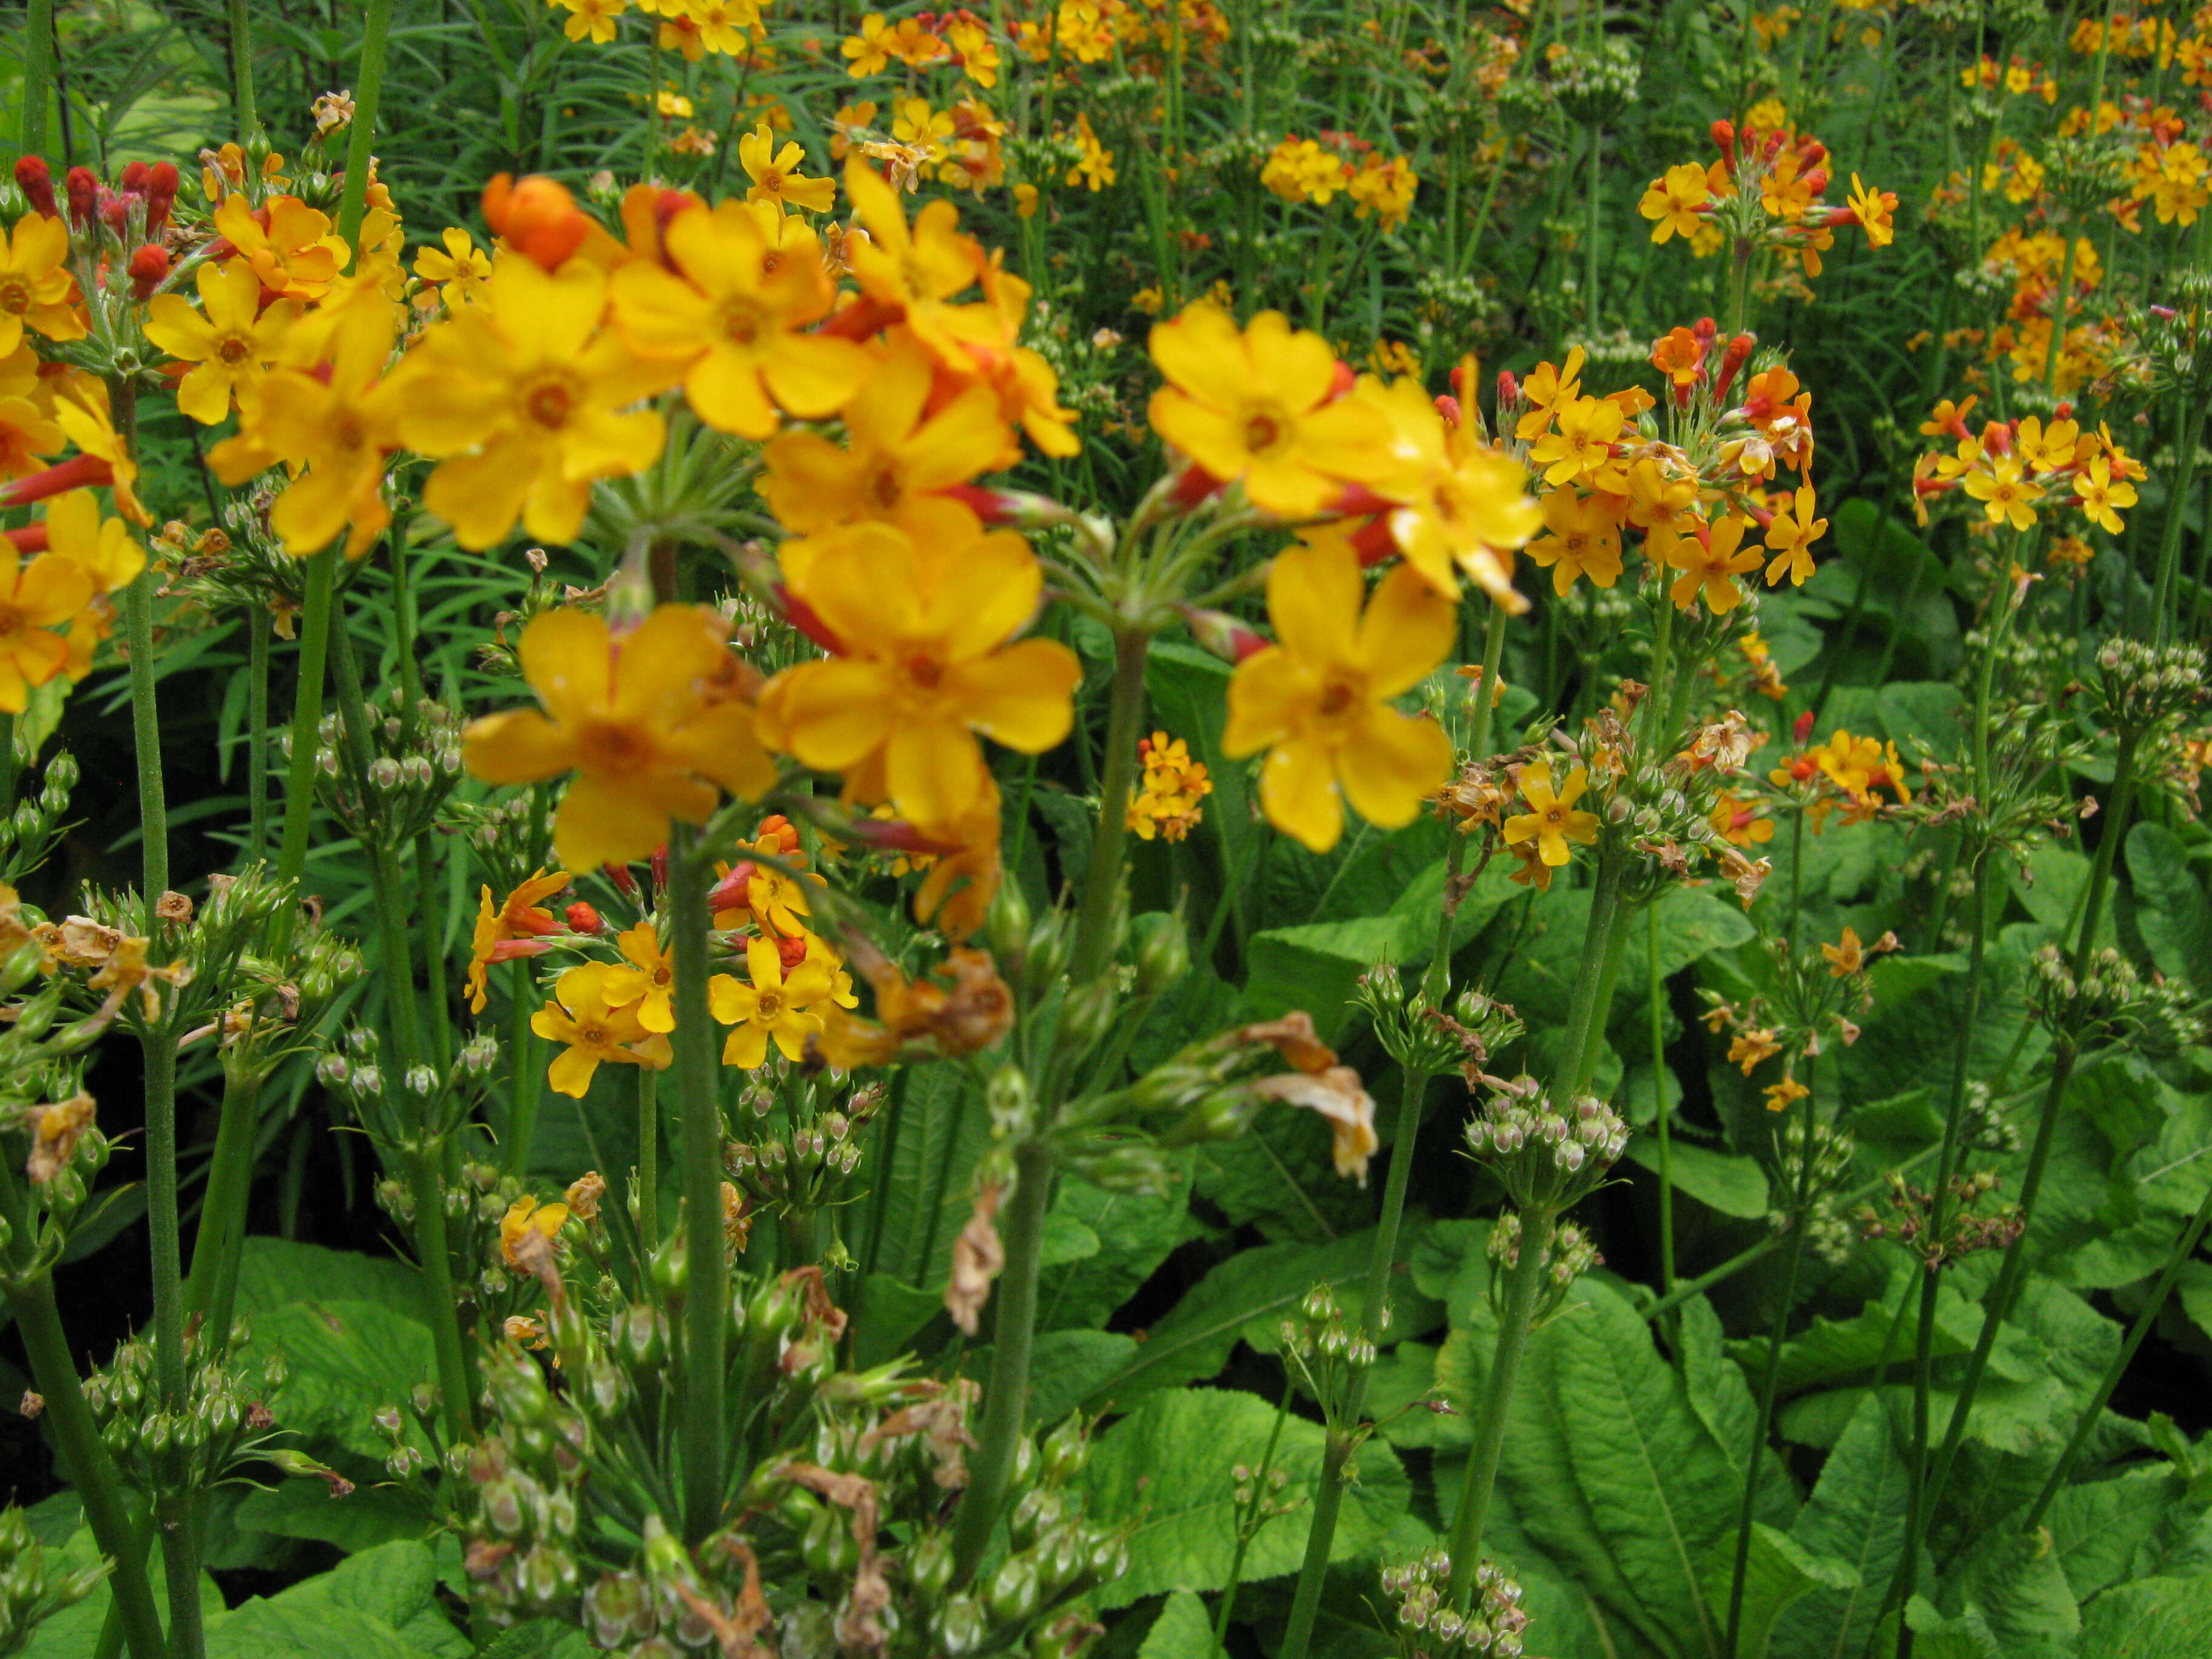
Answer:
[[758, 520, 1078, 828], [207, 305, 403, 557], [558, 0, 625, 42], [1761, 485, 1828, 587], [0, 214, 85, 357], [1526, 489, 1623, 596], [1640, 163, 1711, 243], [2073, 456, 2136, 534], [1963, 454, 2042, 532], [840, 159, 987, 366], [1528, 395, 1626, 491], [398, 255, 676, 549], [481, 173, 605, 270], [709, 934, 840, 1067], [412, 227, 494, 309], [740, 125, 837, 213], [1513, 347, 1584, 440], [1763, 1074, 1810, 1113], [39, 490, 143, 595], [1503, 759, 1600, 868], [532, 962, 667, 1097], [611, 202, 868, 439], [761, 339, 1010, 541], [143, 260, 302, 426], [465, 868, 570, 1012], [1221, 540, 1455, 854], [601, 921, 678, 1033], [1664, 514, 1763, 612], [498, 1196, 569, 1266], [1709, 791, 1774, 848], [1147, 301, 1382, 517], [1822, 927, 1866, 977], [1356, 374, 1538, 610], [1846, 173, 1896, 247], [212, 194, 346, 300], [50, 398, 149, 526], [0, 543, 92, 712], [463, 605, 777, 870]]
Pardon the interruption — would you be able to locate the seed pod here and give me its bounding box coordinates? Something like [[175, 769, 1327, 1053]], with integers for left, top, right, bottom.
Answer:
[[933, 1594, 990, 1658], [984, 1552, 1041, 1627]]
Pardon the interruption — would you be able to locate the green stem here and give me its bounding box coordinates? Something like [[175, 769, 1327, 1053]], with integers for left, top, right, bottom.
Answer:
[[950, 1138, 1054, 1585], [637, 1067, 660, 1247], [1279, 1063, 1432, 1659], [184, 1068, 261, 1341], [671, 829, 727, 1542], [1723, 1079, 1819, 1658], [1467, 599, 1509, 762], [335, 0, 395, 249], [19, 0, 52, 158], [2023, 1171, 2212, 1531], [244, 610, 269, 862], [1215, 1381, 1293, 1654], [414, 835, 451, 1072], [1444, 1205, 1555, 1606], [226, 0, 256, 134], [275, 553, 337, 895], [407, 1141, 477, 1443], [507, 959, 538, 1177], [1070, 626, 1151, 983], [2151, 387, 2208, 646], [4, 1276, 167, 1659], [1651, 907, 1675, 1309], [1552, 849, 1632, 1100], [1584, 124, 1602, 332]]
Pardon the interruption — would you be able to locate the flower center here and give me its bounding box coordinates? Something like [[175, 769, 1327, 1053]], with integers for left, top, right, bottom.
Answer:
[[580, 1022, 609, 1047], [719, 298, 765, 348], [522, 372, 580, 431], [903, 654, 945, 692], [574, 719, 650, 775], [868, 463, 903, 511], [1242, 411, 1285, 454], [0, 280, 28, 317], [0, 606, 20, 637], [756, 990, 784, 1019], [1316, 678, 1356, 719], [215, 332, 254, 366]]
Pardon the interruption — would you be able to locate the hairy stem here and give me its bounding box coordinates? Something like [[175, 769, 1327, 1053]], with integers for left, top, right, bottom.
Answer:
[[274, 553, 337, 895], [1070, 626, 1151, 982], [184, 1068, 261, 1341], [245, 608, 269, 862], [672, 829, 728, 1541], [1444, 1205, 1555, 1606], [636, 1068, 660, 1247]]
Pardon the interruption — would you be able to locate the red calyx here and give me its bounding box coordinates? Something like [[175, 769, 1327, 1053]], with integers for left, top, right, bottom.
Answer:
[[1, 453, 115, 508], [120, 161, 150, 193], [1712, 333, 1755, 403], [775, 583, 846, 655], [1496, 369, 1521, 407], [563, 901, 603, 934], [1711, 119, 1737, 166], [146, 162, 179, 235], [1434, 393, 1463, 427], [4, 525, 50, 554], [1793, 709, 1817, 745], [708, 862, 757, 914], [13, 156, 57, 219], [128, 244, 171, 298], [602, 862, 640, 895], [64, 166, 98, 227]]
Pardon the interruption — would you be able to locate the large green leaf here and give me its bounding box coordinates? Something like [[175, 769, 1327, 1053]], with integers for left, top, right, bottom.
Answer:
[[234, 1478, 437, 1555], [1138, 1590, 1215, 1658], [2047, 1466, 2185, 1606], [1943, 1527, 2079, 1651], [1191, 1093, 1376, 1243], [862, 1064, 988, 1289], [2079, 1574, 2212, 1656], [2127, 822, 2212, 988], [1696, 1524, 1858, 1659], [237, 1298, 438, 1460], [233, 1236, 423, 1321], [207, 1540, 468, 1658], [1624, 1135, 1770, 1218], [1081, 1388, 1407, 1611], [1034, 1162, 1193, 1331], [26, 1526, 224, 1659], [1241, 915, 1412, 1041], [1679, 1298, 1795, 1530], [1771, 1395, 1909, 1659]]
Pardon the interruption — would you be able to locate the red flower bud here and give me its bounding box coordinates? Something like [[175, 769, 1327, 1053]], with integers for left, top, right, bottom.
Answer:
[[1792, 709, 1816, 745], [1712, 333, 1756, 403], [1434, 393, 1463, 427], [602, 861, 639, 894], [776, 934, 808, 971], [146, 161, 179, 235], [0, 453, 115, 509], [1176, 603, 1270, 664], [1711, 119, 1737, 166], [2054, 400, 2074, 420], [1168, 459, 1227, 509], [651, 843, 669, 894], [1496, 369, 1521, 407], [128, 244, 170, 299], [4, 525, 50, 554], [1327, 360, 1357, 400], [481, 172, 594, 270], [13, 155, 57, 219], [1799, 141, 1828, 170], [120, 160, 149, 193], [64, 166, 98, 227], [564, 901, 603, 934], [1692, 316, 1717, 346], [708, 862, 757, 914]]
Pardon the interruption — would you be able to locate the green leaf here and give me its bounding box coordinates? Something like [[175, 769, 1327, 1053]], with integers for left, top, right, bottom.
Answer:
[[1241, 915, 1413, 1042], [1771, 1395, 1909, 1659], [237, 1299, 437, 1460], [1138, 1590, 1216, 1658], [2079, 1574, 2212, 1656], [1367, 1341, 1468, 1450], [1903, 1596, 2003, 1659], [1034, 1163, 1193, 1332], [864, 1064, 988, 1290], [234, 1236, 423, 1321], [1022, 1330, 1141, 1426], [2047, 1466, 2183, 1606], [207, 1541, 468, 1658], [2127, 822, 2212, 987], [2009, 845, 2093, 937], [1944, 1528, 2079, 1651], [1624, 1134, 1771, 1218], [1679, 1298, 1795, 1530], [1191, 1099, 1375, 1244], [1080, 1388, 1407, 1611], [850, 1274, 945, 1370], [233, 1480, 435, 1555], [27, 1526, 223, 1659], [1697, 1523, 1859, 1659], [474, 1622, 596, 1659]]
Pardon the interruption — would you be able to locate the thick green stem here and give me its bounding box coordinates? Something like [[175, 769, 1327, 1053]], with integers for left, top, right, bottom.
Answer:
[[184, 1069, 261, 1340], [414, 836, 451, 1072], [1467, 600, 1510, 763], [507, 960, 538, 1176], [2023, 1172, 2212, 1530], [18, 0, 52, 158], [636, 1068, 660, 1247], [950, 1136, 1055, 1585], [1070, 626, 1151, 982], [2151, 383, 2209, 645], [407, 1144, 477, 1444], [1279, 1064, 1432, 1659], [226, 0, 256, 133], [1584, 126, 1602, 331], [274, 553, 337, 894], [335, 0, 395, 249], [5, 1276, 167, 1659], [245, 609, 269, 862], [1445, 1205, 1555, 1606], [671, 830, 727, 1542], [1651, 907, 1675, 1308], [1723, 1081, 1820, 1657], [1553, 850, 1633, 1100]]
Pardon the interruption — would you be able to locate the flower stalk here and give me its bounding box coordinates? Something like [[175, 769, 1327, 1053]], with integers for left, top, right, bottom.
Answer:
[[670, 826, 728, 1543], [1444, 1203, 1555, 1607]]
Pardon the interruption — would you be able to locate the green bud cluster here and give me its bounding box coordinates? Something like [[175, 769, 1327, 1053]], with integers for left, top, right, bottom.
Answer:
[[722, 1079, 885, 1221], [2028, 942, 2200, 1045], [0, 1505, 108, 1659], [293, 683, 466, 848], [1276, 1284, 1376, 1429], [1486, 1213, 1601, 1328], [2096, 638, 2207, 736], [0, 746, 76, 887], [79, 1317, 281, 1496], [1381, 1547, 1529, 1657], [1462, 1076, 1629, 1210]]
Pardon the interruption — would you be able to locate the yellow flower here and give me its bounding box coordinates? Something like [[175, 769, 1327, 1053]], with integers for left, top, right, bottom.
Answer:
[[891, 96, 957, 157], [39, 491, 144, 596], [1664, 514, 1763, 612], [759, 520, 1079, 828], [1763, 1073, 1809, 1113], [1528, 395, 1626, 491], [559, 0, 626, 41], [1709, 791, 1774, 848], [397, 255, 675, 549], [1729, 1027, 1781, 1074], [2073, 455, 2135, 534], [499, 1195, 569, 1265], [1356, 373, 1538, 609], [143, 260, 301, 426], [1502, 758, 1600, 868], [412, 227, 494, 309], [51, 398, 150, 528], [740, 124, 837, 213], [1761, 484, 1828, 587], [0, 213, 85, 357], [206, 305, 403, 558], [840, 159, 987, 369], [762, 340, 1010, 543], [1846, 172, 1895, 249], [1963, 454, 2042, 532], [463, 605, 777, 870], [1221, 540, 1455, 854], [602, 920, 677, 1032], [1513, 347, 1583, 440], [1821, 926, 1865, 977], [464, 868, 569, 1012], [0, 544, 92, 713], [213, 193, 347, 301], [1147, 301, 1382, 517], [1526, 488, 1623, 596], [611, 201, 868, 438], [534, 962, 668, 1096], [708, 934, 839, 1067], [842, 10, 896, 74], [1640, 163, 1711, 243]]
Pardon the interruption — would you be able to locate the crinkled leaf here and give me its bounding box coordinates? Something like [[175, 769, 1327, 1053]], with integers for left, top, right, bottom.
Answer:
[[237, 1298, 438, 1461], [1138, 1590, 1215, 1658], [206, 1540, 467, 1658], [2079, 1573, 2212, 1656], [1771, 1395, 1909, 1659], [1035, 1162, 1193, 1331], [1697, 1523, 1858, 1659]]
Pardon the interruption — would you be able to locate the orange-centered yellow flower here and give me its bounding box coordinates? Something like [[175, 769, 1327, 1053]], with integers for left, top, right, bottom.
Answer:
[[1503, 759, 1601, 867], [1358, 374, 1539, 610], [1664, 514, 1764, 612], [1529, 395, 1626, 491], [1761, 484, 1828, 587], [841, 159, 987, 367], [41, 491, 145, 595], [0, 215, 85, 357], [533, 962, 666, 1097], [144, 259, 302, 426], [0, 544, 92, 713], [742, 126, 838, 213], [1526, 489, 1624, 595], [758, 520, 1078, 828], [611, 201, 870, 439], [465, 868, 569, 1012], [1640, 163, 1711, 243], [1963, 454, 2043, 532], [708, 934, 840, 1068], [2073, 455, 2135, 534], [397, 255, 676, 549], [1222, 539, 1455, 854], [463, 605, 776, 870], [1147, 300, 1382, 517], [212, 194, 347, 301], [602, 920, 678, 1033]]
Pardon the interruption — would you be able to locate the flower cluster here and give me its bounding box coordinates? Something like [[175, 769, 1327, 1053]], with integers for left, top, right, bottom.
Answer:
[[1461, 1075, 1628, 1210], [1261, 135, 1421, 230], [1125, 730, 1213, 841], [1911, 397, 2143, 537], [1638, 117, 1894, 288], [1381, 1548, 1529, 1658]]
